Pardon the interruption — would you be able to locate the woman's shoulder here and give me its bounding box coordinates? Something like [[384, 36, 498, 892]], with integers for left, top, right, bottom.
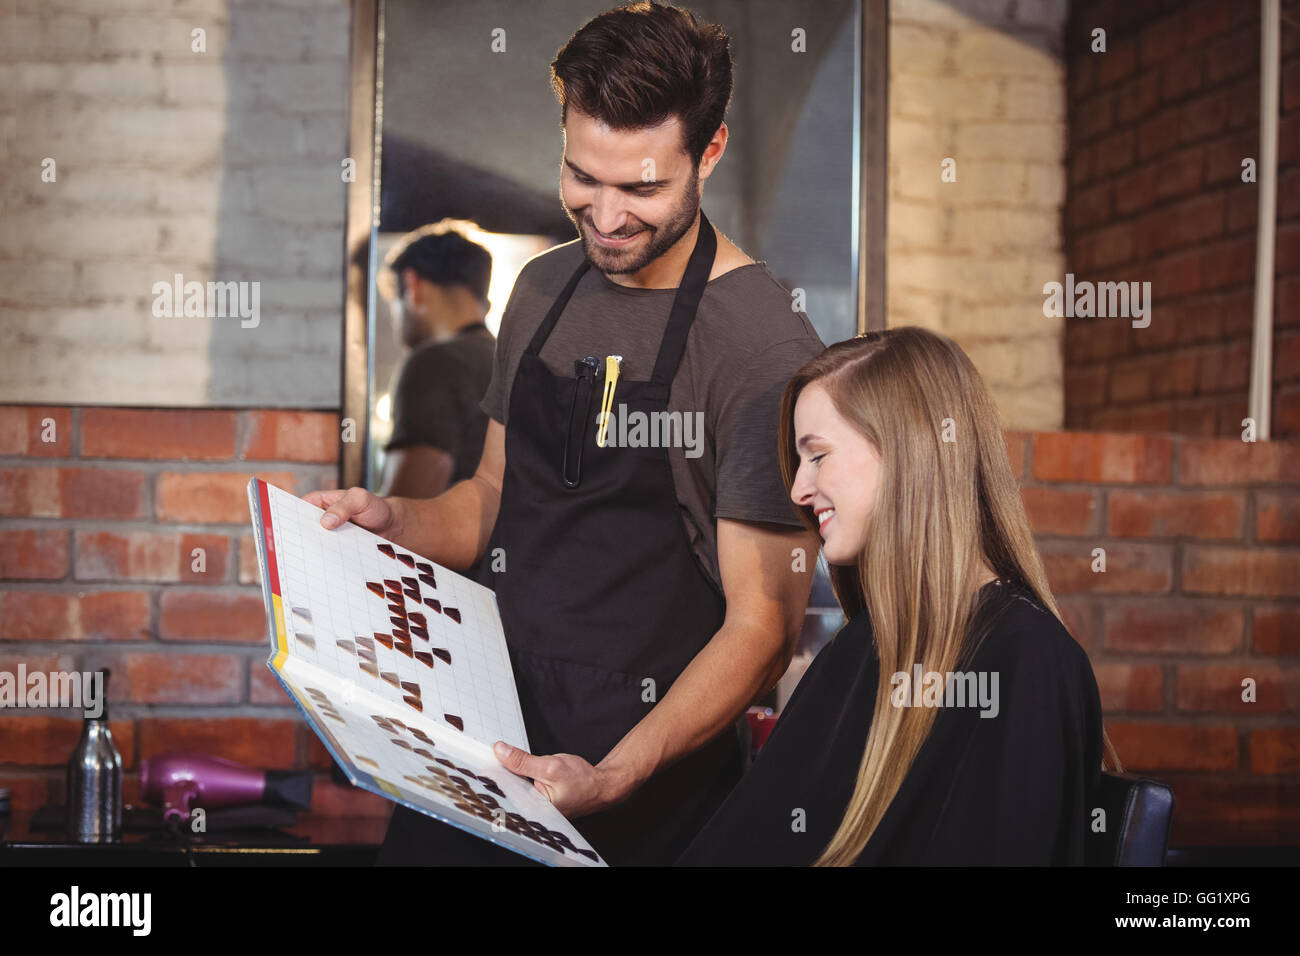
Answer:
[[785, 607, 878, 699], [810, 585, 1096, 691], [968, 584, 1094, 680]]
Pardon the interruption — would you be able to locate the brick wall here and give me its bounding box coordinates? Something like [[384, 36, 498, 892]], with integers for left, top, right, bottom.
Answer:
[[0, 404, 393, 823], [0, 0, 350, 409], [1063, 0, 1300, 438], [1015, 430, 1299, 845], [4, 406, 1295, 845], [889, 0, 1069, 431]]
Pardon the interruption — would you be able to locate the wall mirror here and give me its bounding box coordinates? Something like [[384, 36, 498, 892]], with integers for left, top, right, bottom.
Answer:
[[341, 0, 888, 680], [343, 0, 885, 489]]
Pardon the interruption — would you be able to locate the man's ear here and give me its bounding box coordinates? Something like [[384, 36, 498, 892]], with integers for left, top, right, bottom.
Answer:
[[697, 121, 729, 181], [401, 268, 422, 309]]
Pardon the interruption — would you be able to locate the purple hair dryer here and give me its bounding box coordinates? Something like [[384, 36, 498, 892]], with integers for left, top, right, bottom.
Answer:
[[140, 752, 313, 823]]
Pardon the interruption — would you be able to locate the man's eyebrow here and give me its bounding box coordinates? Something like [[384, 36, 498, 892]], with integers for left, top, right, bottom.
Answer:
[[565, 159, 671, 189]]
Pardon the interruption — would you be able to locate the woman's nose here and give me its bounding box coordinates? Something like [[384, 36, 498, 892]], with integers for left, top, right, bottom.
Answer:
[[790, 464, 815, 506]]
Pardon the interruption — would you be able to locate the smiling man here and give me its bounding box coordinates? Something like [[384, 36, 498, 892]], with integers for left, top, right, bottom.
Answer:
[[309, 0, 825, 866]]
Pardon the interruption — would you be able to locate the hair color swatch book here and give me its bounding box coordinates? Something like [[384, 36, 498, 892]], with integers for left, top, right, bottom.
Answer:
[[246, 478, 606, 866]]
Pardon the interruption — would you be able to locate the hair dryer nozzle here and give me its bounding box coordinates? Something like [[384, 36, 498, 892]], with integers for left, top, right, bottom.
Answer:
[[263, 769, 313, 811]]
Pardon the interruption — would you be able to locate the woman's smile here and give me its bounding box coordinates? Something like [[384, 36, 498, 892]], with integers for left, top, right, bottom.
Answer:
[[816, 507, 836, 532]]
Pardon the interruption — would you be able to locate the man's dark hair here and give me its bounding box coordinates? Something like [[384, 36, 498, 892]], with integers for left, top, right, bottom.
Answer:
[[550, 1, 733, 167], [382, 220, 492, 305]]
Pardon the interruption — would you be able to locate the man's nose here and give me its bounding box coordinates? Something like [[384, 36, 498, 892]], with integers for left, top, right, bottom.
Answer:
[[589, 191, 629, 234]]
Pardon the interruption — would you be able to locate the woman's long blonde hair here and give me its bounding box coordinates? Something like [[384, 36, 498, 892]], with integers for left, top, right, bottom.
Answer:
[[777, 327, 1121, 867]]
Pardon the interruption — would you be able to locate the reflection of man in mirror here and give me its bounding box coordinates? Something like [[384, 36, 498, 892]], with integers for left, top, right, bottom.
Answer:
[[377, 221, 495, 499], [317, 1, 826, 866]]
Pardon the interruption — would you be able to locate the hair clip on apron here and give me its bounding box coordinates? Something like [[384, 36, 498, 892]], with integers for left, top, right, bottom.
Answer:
[[596, 355, 622, 448], [563, 356, 601, 488]]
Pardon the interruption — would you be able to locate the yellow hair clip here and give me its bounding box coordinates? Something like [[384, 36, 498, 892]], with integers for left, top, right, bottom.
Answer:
[[596, 355, 622, 447]]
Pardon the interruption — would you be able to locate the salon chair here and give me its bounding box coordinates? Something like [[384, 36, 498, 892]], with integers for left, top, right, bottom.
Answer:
[[1087, 772, 1175, 866]]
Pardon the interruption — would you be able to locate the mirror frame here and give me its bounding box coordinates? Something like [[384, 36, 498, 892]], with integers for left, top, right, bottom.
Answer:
[[338, 0, 888, 489]]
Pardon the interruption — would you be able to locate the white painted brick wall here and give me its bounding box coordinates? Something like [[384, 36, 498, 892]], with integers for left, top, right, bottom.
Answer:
[[4, 0, 1066, 423], [888, 0, 1068, 431], [1, 0, 350, 407]]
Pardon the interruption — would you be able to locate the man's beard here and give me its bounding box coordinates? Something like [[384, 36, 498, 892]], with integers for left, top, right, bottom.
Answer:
[[566, 168, 701, 276]]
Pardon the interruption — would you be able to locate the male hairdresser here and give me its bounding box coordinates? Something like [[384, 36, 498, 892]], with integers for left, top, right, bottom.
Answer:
[[308, 1, 824, 865]]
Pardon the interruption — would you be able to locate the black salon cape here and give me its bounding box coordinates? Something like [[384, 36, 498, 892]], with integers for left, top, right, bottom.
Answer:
[[677, 583, 1103, 866]]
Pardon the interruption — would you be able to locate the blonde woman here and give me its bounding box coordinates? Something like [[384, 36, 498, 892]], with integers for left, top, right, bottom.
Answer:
[[678, 327, 1119, 866]]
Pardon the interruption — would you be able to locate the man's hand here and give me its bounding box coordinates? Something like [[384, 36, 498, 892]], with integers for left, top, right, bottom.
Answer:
[[302, 486, 402, 539], [491, 741, 631, 819]]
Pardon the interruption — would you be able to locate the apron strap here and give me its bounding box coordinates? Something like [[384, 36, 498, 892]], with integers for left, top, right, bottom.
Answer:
[[524, 258, 592, 356], [651, 209, 716, 388], [525, 208, 719, 385]]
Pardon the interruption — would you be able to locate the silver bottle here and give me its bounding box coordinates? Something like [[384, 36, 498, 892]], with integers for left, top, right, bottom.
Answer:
[[66, 670, 121, 843]]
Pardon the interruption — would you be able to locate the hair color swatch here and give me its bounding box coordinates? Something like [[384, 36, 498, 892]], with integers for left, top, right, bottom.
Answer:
[[248, 477, 601, 866]]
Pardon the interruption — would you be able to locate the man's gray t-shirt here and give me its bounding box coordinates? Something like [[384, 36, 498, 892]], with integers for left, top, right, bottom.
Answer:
[[385, 326, 495, 485], [481, 238, 825, 591]]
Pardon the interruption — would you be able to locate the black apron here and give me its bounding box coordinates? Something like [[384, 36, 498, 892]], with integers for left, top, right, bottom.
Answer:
[[377, 211, 743, 866]]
